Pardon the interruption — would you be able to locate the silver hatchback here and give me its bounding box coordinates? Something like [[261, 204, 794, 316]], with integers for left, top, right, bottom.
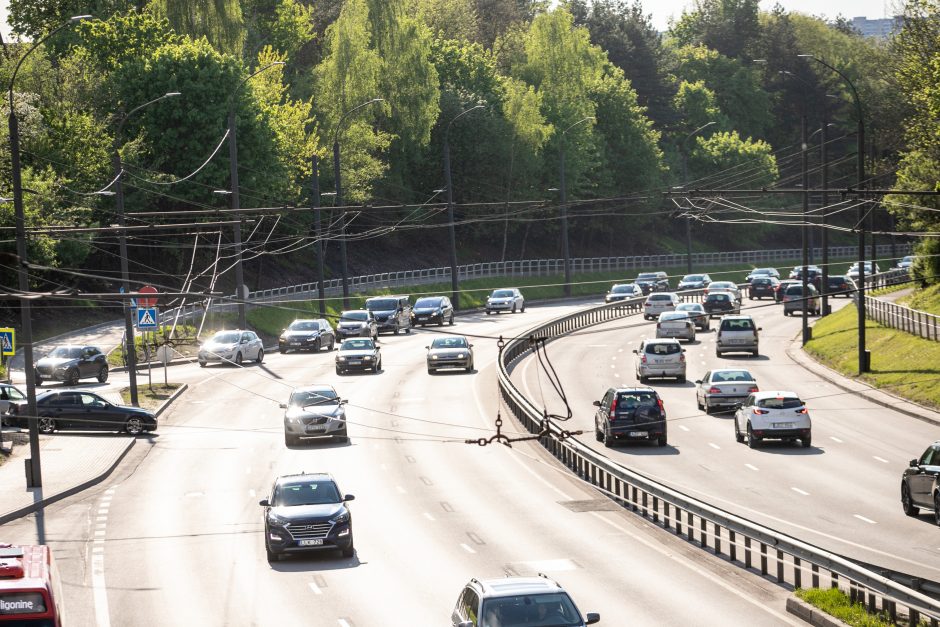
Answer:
[[634, 338, 686, 383], [656, 311, 696, 342]]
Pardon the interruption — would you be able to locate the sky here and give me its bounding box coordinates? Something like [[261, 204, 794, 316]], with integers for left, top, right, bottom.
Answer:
[[0, 0, 898, 41]]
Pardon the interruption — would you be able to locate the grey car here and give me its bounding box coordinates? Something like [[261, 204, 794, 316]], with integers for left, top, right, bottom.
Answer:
[[452, 575, 599, 627], [695, 369, 759, 414], [485, 288, 525, 314], [634, 338, 686, 383], [335, 338, 381, 374], [427, 336, 474, 373], [34, 345, 109, 386], [715, 315, 761, 357], [901, 440, 940, 524], [278, 319, 335, 353], [782, 284, 821, 316], [675, 302, 710, 331], [281, 384, 348, 445], [656, 311, 696, 342], [335, 310, 378, 340]]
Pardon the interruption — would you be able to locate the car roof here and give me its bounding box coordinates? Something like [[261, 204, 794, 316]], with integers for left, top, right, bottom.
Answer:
[[275, 472, 333, 483], [471, 576, 564, 598], [710, 368, 756, 377], [643, 337, 681, 344], [750, 391, 800, 400], [719, 314, 753, 320], [341, 309, 370, 314], [292, 384, 336, 393]]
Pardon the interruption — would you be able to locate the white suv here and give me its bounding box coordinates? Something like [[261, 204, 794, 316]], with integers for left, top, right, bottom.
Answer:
[[643, 292, 679, 320], [734, 391, 812, 448], [451, 574, 599, 627]]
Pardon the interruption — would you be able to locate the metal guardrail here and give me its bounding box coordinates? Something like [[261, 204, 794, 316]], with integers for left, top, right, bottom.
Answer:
[[496, 294, 940, 625], [232, 243, 913, 305], [863, 270, 940, 342]]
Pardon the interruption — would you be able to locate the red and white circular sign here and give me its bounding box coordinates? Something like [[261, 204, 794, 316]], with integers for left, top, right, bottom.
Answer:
[[138, 285, 159, 308]]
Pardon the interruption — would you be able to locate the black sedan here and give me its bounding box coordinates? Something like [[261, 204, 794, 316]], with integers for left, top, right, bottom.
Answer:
[[335, 338, 382, 374], [278, 319, 335, 353], [35, 345, 109, 386], [413, 296, 454, 326], [748, 277, 780, 300], [901, 440, 940, 524], [5, 390, 157, 435]]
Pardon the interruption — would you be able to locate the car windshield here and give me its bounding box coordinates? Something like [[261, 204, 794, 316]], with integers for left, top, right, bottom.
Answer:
[[480, 593, 580, 627], [47, 346, 82, 359], [644, 342, 681, 355], [649, 294, 671, 301], [708, 294, 730, 301], [289, 388, 338, 407], [636, 273, 658, 280], [682, 275, 704, 282], [414, 297, 442, 308], [288, 320, 319, 331], [341, 339, 374, 351], [366, 299, 398, 311], [711, 282, 735, 289], [430, 337, 468, 349], [753, 278, 771, 285], [756, 396, 803, 410], [751, 269, 771, 275], [492, 290, 515, 298], [273, 481, 341, 507], [211, 332, 240, 345], [660, 312, 688, 321], [340, 311, 368, 322], [611, 285, 634, 293], [676, 303, 704, 312], [720, 319, 754, 331], [712, 370, 754, 383]]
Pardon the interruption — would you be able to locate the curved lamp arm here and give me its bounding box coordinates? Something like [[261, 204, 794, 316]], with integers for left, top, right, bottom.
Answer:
[[8, 15, 91, 112], [227, 61, 285, 114], [334, 98, 385, 146]]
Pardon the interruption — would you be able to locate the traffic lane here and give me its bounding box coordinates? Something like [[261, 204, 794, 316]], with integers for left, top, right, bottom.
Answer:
[[511, 297, 940, 579]]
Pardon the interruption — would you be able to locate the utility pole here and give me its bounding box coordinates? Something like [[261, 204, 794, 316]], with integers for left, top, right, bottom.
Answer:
[[558, 116, 594, 298], [678, 121, 716, 274], [820, 111, 831, 316], [801, 114, 811, 345], [312, 154, 326, 318]]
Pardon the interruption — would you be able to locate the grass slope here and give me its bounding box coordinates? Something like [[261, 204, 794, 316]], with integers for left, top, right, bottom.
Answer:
[[795, 588, 895, 627]]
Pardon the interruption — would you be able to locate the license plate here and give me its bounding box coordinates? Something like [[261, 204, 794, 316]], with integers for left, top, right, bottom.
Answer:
[[629, 431, 648, 437], [348, 360, 361, 365], [773, 422, 795, 429], [290, 342, 301, 346], [305, 425, 326, 433], [727, 339, 746, 344], [298, 539, 323, 546]]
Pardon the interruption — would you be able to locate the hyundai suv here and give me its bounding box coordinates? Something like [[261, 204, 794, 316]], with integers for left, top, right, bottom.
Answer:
[[451, 574, 599, 627], [594, 386, 667, 447], [259, 472, 355, 561], [365, 295, 413, 334], [34, 345, 109, 386]]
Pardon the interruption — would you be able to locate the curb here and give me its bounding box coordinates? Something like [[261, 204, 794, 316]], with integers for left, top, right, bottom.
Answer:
[[0, 383, 188, 526], [786, 597, 849, 627]]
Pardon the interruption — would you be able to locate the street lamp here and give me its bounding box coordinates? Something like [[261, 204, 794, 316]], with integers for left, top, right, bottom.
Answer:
[[443, 104, 484, 310], [559, 116, 594, 297], [678, 121, 716, 273], [113, 91, 181, 406], [333, 98, 384, 308], [800, 54, 868, 373], [226, 61, 284, 329], [8, 14, 90, 488]]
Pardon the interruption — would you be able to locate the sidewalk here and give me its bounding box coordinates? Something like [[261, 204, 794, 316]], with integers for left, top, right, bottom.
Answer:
[[0, 384, 187, 526]]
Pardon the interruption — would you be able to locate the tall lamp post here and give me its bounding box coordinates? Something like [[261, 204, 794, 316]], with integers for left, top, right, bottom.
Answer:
[[113, 92, 181, 406], [443, 104, 484, 310], [678, 121, 716, 273], [800, 54, 868, 373], [8, 15, 90, 488], [559, 116, 594, 297], [333, 98, 384, 309], [225, 61, 284, 329]]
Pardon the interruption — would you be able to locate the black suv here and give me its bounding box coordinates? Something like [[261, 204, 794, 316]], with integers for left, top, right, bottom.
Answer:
[[413, 295, 454, 326], [259, 472, 355, 561], [901, 440, 940, 524], [364, 295, 413, 335], [748, 276, 780, 300], [635, 271, 670, 294], [35, 345, 108, 386], [593, 386, 667, 447]]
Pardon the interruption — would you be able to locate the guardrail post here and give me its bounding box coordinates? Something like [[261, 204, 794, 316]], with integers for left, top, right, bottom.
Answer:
[[907, 609, 919, 626], [811, 563, 819, 588], [697, 514, 704, 545], [641, 490, 647, 516], [729, 530, 736, 561], [777, 549, 784, 582], [652, 496, 659, 523], [794, 557, 801, 589], [760, 543, 768, 576], [744, 536, 751, 569]]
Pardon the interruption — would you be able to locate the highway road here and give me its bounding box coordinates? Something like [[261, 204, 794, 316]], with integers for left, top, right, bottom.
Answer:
[[1, 302, 804, 626], [512, 293, 940, 583]]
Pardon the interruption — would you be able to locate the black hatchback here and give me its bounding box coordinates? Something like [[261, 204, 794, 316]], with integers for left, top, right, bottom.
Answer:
[[593, 387, 667, 447], [748, 277, 780, 300], [703, 292, 740, 317], [5, 390, 157, 435]]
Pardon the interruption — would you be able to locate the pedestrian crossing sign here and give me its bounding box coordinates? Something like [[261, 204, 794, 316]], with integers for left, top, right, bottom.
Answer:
[[0, 327, 14, 356], [137, 308, 159, 329]]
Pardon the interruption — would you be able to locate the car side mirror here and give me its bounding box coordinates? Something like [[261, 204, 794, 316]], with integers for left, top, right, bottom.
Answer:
[[632, 349, 638, 354], [694, 380, 702, 384], [682, 349, 687, 353], [469, 344, 473, 348], [586, 614, 601, 625], [592, 400, 601, 407], [758, 327, 763, 331], [910, 458, 919, 467], [343, 494, 356, 502], [424, 346, 429, 350], [278, 403, 287, 409], [258, 498, 270, 507], [339, 399, 348, 406], [733, 403, 743, 410]]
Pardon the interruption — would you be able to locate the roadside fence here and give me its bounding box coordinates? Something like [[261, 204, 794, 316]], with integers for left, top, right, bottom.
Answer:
[[496, 295, 940, 625]]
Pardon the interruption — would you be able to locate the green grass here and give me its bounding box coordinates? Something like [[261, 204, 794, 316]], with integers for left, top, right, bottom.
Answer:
[[119, 383, 182, 411], [244, 259, 819, 338], [109, 324, 200, 366], [804, 304, 940, 410], [795, 588, 896, 627], [901, 283, 940, 315]]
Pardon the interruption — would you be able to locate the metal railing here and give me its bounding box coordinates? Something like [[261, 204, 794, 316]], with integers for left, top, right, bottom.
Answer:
[[866, 294, 940, 342], [496, 295, 940, 625]]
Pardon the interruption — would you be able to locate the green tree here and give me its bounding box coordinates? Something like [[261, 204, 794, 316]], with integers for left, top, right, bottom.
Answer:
[[412, 0, 480, 42], [669, 0, 761, 60], [673, 80, 729, 132], [148, 0, 245, 56], [687, 129, 777, 187]]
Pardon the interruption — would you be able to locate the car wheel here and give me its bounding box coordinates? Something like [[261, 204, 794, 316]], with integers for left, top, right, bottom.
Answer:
[[638, 374, 648, 384], [486, 310, 492, 315], [595, 424, 604, 442], [199, 361, 207, 368], [465, 361, 473, 372], [602, 427, 614, 448], [284, 432, 297, 447], [427, 367, 435, 374], [657, 435, 667, 447], [747, 424, 759, 449], [802, 434, 812, 448], [715, 350, 722, 358], [280, 347, 290, 354], [335, 427, 348, 443], [511, 304, 517, 313], [449, 314, 454, 326], [901, 483, 919, 517], [335, 365, 343, 375], [125, 417, 144, 435], [38, 417, 56, 434], [677, 376, 685, 383], [313, 338, 321, 352], [697, 397, 704, 411], [341, 539, 355, 558], [751, 350, 759, 357], [734, 420, 745, 443], [438, 317, 444, 327], [256, 348, 264, 364], [520, 304, 526, 313], [234, 352, 243, 366], [97, 366, 109, 383], [934, 492, 940, 527], [265, 544, 280, 563], [66, 368, 80, 386]]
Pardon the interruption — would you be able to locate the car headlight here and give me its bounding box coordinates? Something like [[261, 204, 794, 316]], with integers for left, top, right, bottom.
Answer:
[[267, 512, 288, 526], [279, 335, 286, 340], [457, 352, 466, 358], [337, 356, 347, 362], [363, 356, 373, 361], [431, 354, 439, 360], [331, 510, 350, 524]]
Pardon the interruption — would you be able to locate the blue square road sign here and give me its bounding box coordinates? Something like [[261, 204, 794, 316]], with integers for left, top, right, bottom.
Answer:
[[0, 328, 14, 356], [137, 308, 159, 329]]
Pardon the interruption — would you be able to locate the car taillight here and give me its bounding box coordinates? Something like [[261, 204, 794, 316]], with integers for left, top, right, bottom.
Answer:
[[795, 408, 808, 414], [708, 387, 722, 394], [609, 397, 617, 419], [753, 408, 769, 415], [679, 353, 685, 363], [657, 398, 665, 413], [748, 386, 759, 393], [656, 323, 661, 329]]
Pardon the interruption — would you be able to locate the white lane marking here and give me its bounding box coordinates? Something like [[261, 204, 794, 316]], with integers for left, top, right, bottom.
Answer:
[[308, 582, 322, 595], [791, 487, 810, 496], [679, 425, 690, 432], [460, 543, 476, 554], [610, 356, 617, 360], [610, 364, 615, 368], [873, 456, 889, 464], [708, 442, 720, 450], [396, 486, 407, 494], [96, 516, 107, 522], [854, 514, 877, 525], [423, 512, 436, 522], [745, 463, 759, 471], [830, 436, 843, 443], [587, 345, 608, 347], [93, 487, 117, 627], [92, 546, 103, 554], [338, 620, 351, 627], [398, 397, 426, 402], [245, 467, 251, 475]]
